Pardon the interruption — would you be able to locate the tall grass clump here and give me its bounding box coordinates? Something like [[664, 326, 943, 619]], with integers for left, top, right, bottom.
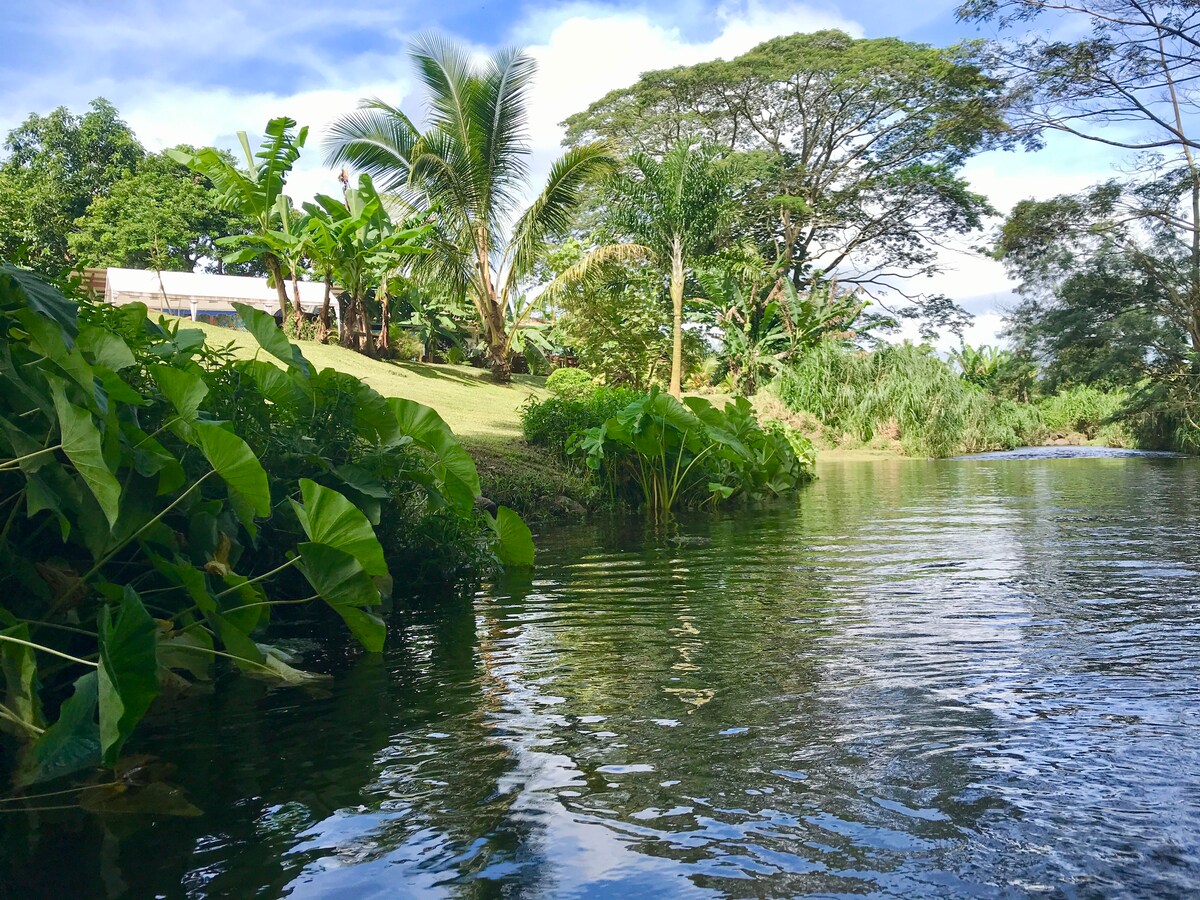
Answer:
[[778, 343, 1044, 456], [1037, 385, 1133, 443]]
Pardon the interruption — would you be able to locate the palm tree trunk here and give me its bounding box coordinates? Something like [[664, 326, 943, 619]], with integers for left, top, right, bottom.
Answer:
[[318, 273, 332, 344], [669, 234, 685, 400], [340, 294, 357, 349]]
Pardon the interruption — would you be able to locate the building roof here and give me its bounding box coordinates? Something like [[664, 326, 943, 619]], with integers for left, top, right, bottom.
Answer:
[[102, 267, 328, 314]]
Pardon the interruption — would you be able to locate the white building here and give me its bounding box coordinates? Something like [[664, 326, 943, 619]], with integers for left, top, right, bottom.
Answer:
[[95, 267, 340, 329]]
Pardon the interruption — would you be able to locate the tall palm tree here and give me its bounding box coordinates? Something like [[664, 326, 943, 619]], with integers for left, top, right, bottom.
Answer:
[[613, 146, 732, 399], [555, 144, 733, 398], [325, 35, 618, 382]]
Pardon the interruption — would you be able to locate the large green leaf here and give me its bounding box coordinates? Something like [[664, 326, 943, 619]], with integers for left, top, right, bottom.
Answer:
[[0, 263, 78, 336], [489, 506, 536, 568], [19, 672, 100, 787], [77, 326, 135, 372], [193, 422, 271, 518], [0, 621, 43, 738], [438, 443, 482, 511], [233, 302, 311, 375], [97, 587, 160, 765], [49, 376, 121, 527], [149, 364, 209, 421], [291, 479, 388, 576], [297, 542, 385, 652], [390, 397, 456, 452]]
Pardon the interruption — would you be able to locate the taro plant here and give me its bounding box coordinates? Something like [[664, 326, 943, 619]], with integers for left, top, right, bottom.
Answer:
[[0, 265, 533, 799], [569, 388, 813, 518]]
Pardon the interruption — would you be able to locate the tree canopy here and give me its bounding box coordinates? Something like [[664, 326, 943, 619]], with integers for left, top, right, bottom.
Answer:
[[0, 99, 143, 273], [562, 30, 1010, 334]]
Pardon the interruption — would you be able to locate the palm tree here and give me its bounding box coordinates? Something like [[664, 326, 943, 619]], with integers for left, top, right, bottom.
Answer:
[[169, 118, 308, 326], [325, 35, 617, 382], [557, 144, 733, 398]]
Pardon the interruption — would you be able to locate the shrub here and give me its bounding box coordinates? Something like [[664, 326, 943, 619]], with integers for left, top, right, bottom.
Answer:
[[546, 367, 596, 400], [521, 385, 640, 459], [387, 325, 424, 361], [0, 265, 534, 792], [570, 389, 815, 517], [1037, 385, 1128, 437]]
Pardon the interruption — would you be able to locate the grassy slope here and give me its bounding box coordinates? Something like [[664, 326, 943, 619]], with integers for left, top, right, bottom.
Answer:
[[187, 320, 594, 516], [188, 320, 546, 438]]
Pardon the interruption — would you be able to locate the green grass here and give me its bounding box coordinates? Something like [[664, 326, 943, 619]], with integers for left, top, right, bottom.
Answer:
[[187, 320, 548, 438]]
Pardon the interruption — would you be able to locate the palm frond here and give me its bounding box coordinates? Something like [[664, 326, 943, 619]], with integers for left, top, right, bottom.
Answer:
[[324, 99, 422, 194], [503, 142, 618, 296], [537, 242, 654, 308], [476, 46, 536, 221]]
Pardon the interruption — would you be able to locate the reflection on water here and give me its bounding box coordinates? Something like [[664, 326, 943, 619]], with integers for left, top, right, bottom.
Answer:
[[4, 454, 1200, 897]]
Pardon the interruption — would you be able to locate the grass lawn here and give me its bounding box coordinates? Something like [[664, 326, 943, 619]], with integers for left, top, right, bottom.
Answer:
[[186, 320, 548, 439]]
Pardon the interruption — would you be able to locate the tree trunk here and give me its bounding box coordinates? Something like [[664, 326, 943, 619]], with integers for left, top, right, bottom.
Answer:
[[340, 294, 357, 349], [264, 254, 292, 329], [356, 298, 374, 357], [291, 271, 304, 338], [376, 285, 392, 356], [487, 301, 512, 383], [669, 234, 685, 400], [318, 273, 332, 344]]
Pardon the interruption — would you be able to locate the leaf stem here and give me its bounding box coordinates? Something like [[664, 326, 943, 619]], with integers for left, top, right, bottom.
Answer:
[[0, 634, 98, 668]]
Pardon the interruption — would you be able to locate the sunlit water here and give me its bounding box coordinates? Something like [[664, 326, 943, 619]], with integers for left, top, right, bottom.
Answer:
[[5, 449, 1200, 898]]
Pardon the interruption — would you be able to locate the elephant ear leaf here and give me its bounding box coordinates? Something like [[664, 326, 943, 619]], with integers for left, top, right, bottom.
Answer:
[[233, 302, 311, 375], [291, 479, 388, 577], [297, 542, 385, 652], [98, 587, 160, 765], [148, 364, 208, 421], [18, 672, 100, 787], [488, 506, 535, 568], [49, 376, 121, 527], [193, 422, 271, 519]]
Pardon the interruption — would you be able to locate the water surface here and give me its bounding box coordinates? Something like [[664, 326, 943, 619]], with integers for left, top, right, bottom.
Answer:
[[5, 450, 1200, 897]]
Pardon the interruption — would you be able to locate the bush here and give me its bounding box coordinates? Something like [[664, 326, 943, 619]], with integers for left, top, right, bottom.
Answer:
[[546, 367, 596, 400], [387, 325, 424, 361], [521, 385, 640, 459], [779, 343, 1046, 457], [571, 389, 815, 517], [0, 265, 535, 792], [1037, 385, 1128, 437]]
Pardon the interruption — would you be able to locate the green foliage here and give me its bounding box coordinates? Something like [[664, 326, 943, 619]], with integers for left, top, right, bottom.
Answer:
[[563, 31, 1007, 333], [545, 367, 596, 401], [387, 326, 424, 361], [68, 148, 257, 273], [698, 262, 871, 395], [521, 386, 640, 460], [779, 343, 1047, 456], [0, 264, 533, 790], [1037, 386, 1130, 438], [570, 389, 814, 517], [0, 99, 143, 274]]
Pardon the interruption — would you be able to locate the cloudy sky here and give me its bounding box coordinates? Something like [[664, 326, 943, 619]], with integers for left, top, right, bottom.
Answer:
[[3, 0, 1125, 347]]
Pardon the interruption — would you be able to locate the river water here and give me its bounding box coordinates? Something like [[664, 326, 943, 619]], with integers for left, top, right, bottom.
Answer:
[[5, 449, 1200, 898]]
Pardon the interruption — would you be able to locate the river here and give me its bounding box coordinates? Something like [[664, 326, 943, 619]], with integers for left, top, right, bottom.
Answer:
[[5, 449, 1199, 897]]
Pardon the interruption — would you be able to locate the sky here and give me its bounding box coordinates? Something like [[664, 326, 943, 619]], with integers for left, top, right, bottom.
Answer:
[[0, 0, 1127, 349]]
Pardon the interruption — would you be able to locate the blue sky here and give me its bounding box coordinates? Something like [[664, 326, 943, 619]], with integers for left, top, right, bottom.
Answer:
[[0, 0, 1124, 346]]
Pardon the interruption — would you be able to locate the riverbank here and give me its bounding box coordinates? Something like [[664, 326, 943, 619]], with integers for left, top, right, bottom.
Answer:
[[187, 321, 600, 521]]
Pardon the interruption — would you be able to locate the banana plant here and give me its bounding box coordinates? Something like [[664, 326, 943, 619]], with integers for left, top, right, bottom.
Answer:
[[169, 118, 308, 326], [303, 174, 431, 356]]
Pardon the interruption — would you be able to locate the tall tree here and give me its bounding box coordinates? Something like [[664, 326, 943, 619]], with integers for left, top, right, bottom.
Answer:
[[170, 118, 308, 327], [69, 147, 256, 273], [962, 0, 1200, 353], [0, 99, 143, 273], [562, 31, 1008, 335], [586, 144, 733, 398], [325, 35, 616, 381]]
